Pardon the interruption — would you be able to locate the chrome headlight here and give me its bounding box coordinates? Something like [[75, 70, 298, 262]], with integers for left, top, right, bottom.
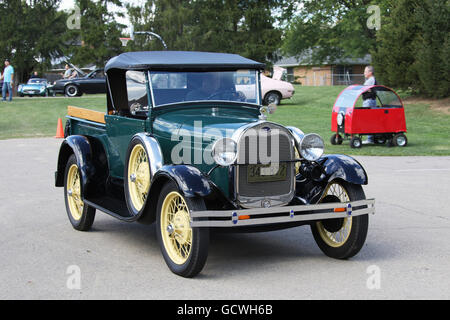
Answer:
[[212, 137, 237, 166], [337, 112, 344, 126], [299, 133, 324, 161]]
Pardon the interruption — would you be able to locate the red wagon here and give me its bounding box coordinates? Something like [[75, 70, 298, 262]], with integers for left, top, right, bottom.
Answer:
[[331, 85, 407, 148]]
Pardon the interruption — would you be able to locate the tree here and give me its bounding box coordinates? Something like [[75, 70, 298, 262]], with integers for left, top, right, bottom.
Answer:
[[126, 0, 293, 64], [281, 0, 390, 64], [68, 0, 125, 67], [373, 0, 449, 98], [0, 0, 67, 82], [414, 0, 450, 98], [372, 0, 421, 90]]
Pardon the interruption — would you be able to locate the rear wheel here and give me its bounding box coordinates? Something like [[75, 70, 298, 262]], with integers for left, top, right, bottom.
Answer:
[[64, 154, 95, 231], [156, 181, 209, 278], [393, 133, 407, 147], [263, 91, 281, 105], [65, 84, 79, 97], [124, 139, 151, 216], [311, 180, 368, 259]]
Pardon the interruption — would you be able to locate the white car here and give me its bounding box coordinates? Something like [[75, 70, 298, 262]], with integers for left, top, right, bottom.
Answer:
[[236, 73, 295, 105]]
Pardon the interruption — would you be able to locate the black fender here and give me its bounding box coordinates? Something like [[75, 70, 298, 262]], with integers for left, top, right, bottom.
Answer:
[[55, 135, 108, 199], [295, 154, 368, 205], [137, 165, 214, 225], [320, 154, 368, 185]]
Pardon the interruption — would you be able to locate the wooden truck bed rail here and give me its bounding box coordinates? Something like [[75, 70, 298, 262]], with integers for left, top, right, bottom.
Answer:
[[67, 106, 106, 124]]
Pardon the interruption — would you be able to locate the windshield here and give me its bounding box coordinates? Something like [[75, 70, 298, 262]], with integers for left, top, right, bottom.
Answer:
[[149, 70, 259, 106], [28, 79, 46, 84]]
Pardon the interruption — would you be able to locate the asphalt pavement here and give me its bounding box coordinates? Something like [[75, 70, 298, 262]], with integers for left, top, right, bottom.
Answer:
[[1, 137, 449, 299]]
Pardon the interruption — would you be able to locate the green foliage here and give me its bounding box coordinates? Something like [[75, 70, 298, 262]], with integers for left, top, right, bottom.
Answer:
[[0, 0, 68, 82], [413, 0, 450, 98], [68, 0, 125, 67], [281, 0, 387, 64], [372, 0, 420, 90], [373, 0, 450, 98], [126, 0, 292, 64]]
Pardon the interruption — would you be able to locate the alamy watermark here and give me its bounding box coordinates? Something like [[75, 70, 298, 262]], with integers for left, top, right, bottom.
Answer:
[[66, 265, 81, 290], [366, 265, 381, 290], [66, 5, 81, 30], [170, 121, 280, 166], [367, 5, 381, 31]]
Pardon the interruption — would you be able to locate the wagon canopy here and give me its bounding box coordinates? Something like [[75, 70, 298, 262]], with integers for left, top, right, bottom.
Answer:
[[105, 51, 265, 72], [333, 85, 403, 109]]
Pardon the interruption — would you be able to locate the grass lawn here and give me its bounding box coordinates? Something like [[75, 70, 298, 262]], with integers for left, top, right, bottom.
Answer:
[[0, 95, 105, 140], [0, 87, 449, 156]]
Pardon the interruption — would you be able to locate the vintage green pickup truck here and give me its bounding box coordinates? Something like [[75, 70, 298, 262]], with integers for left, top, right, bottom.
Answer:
[[55, 51, 375, 277]]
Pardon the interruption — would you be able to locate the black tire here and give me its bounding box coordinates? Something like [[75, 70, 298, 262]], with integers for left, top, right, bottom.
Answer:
[[393, 133, 407, 147], [65, 84, 80, 97], [64, 154, 96, 231], [311, 180, 368, 259], [124, 137, 151, 216], [156, 181, 209, 278], [330, 134, 343, 145], [350, 136, 362, 148], [263, 91, 281, 105]]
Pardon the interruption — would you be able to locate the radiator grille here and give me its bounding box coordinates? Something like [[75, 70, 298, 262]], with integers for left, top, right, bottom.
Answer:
[[236, 123, 295, 208]]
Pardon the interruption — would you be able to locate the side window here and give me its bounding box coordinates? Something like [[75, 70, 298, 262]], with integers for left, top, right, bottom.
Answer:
[[126, 71, 149, 117]]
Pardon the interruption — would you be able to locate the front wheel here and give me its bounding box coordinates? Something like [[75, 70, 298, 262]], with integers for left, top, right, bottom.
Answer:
[[330, 133, 343, 145], [156, 181, 209, 278], [310, 180, 368, 259]]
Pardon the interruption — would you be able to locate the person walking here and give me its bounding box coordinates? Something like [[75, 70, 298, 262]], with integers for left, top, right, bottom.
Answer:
[[1, 59, 14, 102]]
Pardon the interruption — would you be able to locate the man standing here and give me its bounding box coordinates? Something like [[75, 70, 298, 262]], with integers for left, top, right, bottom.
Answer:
[[62, 64, 72, 79], [363, 66, 377, 107], [1, 59, 14, 102], [362, 66, 377, 143]]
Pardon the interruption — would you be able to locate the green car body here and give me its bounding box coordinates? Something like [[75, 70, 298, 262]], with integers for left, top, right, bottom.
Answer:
[[18, 78, 54, 97], [55, 51, 375, 277]]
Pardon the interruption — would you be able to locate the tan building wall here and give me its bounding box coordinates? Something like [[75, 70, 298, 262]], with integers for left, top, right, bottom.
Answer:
[[293, 66, 333, 86], [290, 65, 367, 86]]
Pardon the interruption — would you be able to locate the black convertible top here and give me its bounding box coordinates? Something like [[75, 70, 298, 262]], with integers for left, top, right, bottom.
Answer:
[[105, 51, 265, 72]]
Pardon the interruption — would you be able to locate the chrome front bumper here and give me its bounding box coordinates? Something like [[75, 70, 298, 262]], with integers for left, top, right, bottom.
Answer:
[[190, 199, 375, 227]]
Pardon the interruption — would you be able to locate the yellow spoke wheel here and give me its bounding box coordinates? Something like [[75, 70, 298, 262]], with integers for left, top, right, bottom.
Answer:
[[316, 182, 352, 248], [64, 154, 95, 231], [127, 144, 150, 212], [160, 191, 192, 265], [66, 164, 83, 221], [310, 180, 368, 259], [156, 181, 209, 278]]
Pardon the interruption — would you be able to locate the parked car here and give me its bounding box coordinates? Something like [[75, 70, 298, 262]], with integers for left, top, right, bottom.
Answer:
[[17, 78, 54, 97], [331, 85, 407, 148], [236, 73, 295, 105], [51, 69, 106, 97], [55, 51, 375, 278]]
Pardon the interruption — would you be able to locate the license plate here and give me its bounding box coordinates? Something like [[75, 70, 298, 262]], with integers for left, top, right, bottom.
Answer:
[[247, 163, 287, 183]]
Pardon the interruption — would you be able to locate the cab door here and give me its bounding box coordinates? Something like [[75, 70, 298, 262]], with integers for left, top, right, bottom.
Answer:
[[104, 71, 151, 179]]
